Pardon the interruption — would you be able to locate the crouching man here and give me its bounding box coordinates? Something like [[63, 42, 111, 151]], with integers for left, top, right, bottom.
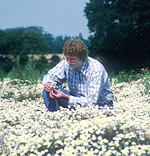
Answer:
[[42, 39, 113, 112]]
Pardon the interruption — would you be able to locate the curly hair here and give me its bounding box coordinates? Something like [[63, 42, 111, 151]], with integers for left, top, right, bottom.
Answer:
[[63, 39, 88, 62]]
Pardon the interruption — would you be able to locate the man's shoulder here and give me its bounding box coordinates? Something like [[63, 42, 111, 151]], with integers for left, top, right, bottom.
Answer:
[[87, 57, 108, 77], [87, 57, 104, 69]]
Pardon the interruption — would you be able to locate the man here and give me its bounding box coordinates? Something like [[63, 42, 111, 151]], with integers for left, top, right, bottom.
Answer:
[[42, 39, 113, 112]]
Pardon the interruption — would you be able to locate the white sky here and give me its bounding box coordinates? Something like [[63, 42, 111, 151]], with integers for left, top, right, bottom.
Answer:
[[0, 0, 90, 39]]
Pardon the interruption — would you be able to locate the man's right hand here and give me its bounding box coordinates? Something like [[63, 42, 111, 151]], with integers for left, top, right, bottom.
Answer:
[[44, 82, 53, 92]]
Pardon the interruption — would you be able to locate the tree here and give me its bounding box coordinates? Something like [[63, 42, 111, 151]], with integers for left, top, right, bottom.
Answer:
[[52, 36, 71, 54], [0, 27, 49, 55], [3, 28, 24, 55], [84, 0, 150, 72], [44, 33, 54, 53], [0, 55, 14, 73], [22, 28, 48, 54], [0, 30, 7, 54], [34, 55, 50, 73]]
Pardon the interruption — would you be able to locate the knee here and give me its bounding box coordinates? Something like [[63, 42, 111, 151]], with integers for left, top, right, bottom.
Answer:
[[42, 89, 49, 98], [42, 88, 46, 93]]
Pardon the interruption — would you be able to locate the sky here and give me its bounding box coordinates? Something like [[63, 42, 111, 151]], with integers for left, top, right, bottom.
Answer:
[[0, 0, 91, 39]]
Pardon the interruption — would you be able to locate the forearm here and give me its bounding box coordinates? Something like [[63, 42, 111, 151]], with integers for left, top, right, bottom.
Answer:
[[68, 95, 97, 108], [42, 60, 67, 85], [42, 75, 55, 85]]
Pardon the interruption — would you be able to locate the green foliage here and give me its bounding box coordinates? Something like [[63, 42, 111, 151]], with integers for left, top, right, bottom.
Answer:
[[34, 55, 50, 74], [141, 68, 150, 94], [52, 35, 71, 54], [0, 56, 14, 73], [49, 55, 61, 68], [115, 70, 139, 83], [109, 70, 137, 85], [15, 54, 29, 69], [0, 69, 6, 82], [2, 28, 24, 55], [0, 26, 89, 56], [0, 27, 49, 55], [0, 54, 62, 82], [108, 68, 150, 95], [44, 33, 54, 53], [0, 69, 7, 86], [144, 73, 150, 94], [22, 28, 48, 54], [8, 56, 41, 85], [84, 0, 150, 73]]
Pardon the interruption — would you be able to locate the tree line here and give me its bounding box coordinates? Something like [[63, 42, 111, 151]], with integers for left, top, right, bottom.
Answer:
[[0, 27, 89, 74], [0, 26, 89, 55]]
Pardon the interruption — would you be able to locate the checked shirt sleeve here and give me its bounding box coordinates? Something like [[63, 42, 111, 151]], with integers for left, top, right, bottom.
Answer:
[[42, 60, 67, 86]]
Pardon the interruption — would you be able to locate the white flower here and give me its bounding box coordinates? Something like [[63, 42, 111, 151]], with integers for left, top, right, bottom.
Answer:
[[91, 134, 97, 141], [121, 147, 129, 155], [1, 78, 150, 156]]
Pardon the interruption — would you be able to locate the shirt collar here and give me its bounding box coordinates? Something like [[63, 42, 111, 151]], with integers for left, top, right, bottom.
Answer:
[[75, 58, 89, 75]]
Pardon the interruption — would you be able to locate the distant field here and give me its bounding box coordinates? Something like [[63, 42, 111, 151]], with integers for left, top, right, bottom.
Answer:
[[28, 54, 64, 60]]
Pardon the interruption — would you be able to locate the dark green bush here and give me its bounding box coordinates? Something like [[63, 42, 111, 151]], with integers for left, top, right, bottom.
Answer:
[[0, 56, 14, 73], [49, 55, 61, 68]]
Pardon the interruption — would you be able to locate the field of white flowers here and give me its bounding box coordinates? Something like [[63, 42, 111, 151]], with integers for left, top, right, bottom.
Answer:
[[0, 78, 150, 156]]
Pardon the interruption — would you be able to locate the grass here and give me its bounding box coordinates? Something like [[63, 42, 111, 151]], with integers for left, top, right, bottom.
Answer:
[[142, 68, 150, 94], [108, 68, 150, 93], [3, 56, 44, 86]]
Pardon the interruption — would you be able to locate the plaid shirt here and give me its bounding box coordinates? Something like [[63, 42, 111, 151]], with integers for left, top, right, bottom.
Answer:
[[42, 57, 113, 107]]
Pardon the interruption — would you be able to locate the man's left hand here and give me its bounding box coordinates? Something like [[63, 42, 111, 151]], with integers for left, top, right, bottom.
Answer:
[[49, 88, 69, 100]]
